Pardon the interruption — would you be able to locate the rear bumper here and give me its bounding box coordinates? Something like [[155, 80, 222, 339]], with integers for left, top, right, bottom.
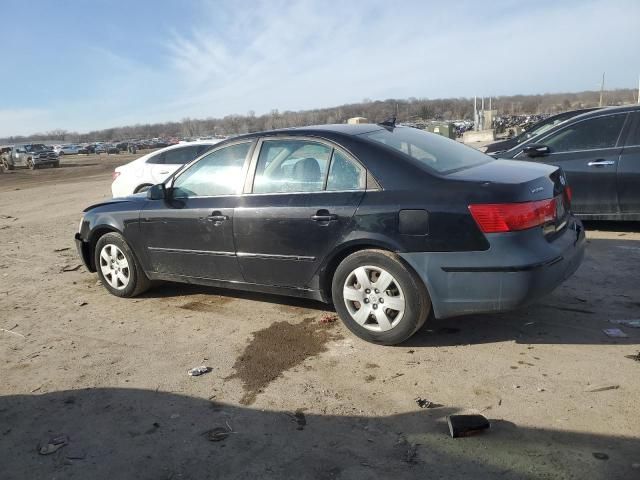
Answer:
[[399, 216, 586, 319]]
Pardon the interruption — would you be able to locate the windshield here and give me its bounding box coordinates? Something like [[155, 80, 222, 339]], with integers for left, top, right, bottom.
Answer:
[[25, 144, 47, 152], [362, 126, 491, 174]]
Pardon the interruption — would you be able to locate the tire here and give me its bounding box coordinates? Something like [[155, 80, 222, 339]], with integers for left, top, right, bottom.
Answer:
[[134, 184, 152, 194], [94, 232, 151, 298], [331, 249, 431, 345], [3, 160, 13, 170], [27, 158, 36, 170], [58, 151, 64, 156]]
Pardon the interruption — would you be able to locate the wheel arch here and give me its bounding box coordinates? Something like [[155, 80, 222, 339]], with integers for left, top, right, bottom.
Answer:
[[317, 238, 405, 303], [87, 225, 123, 271]]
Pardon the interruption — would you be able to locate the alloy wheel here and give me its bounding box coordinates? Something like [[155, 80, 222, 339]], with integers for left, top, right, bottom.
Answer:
[[99, 244, 131, 290]]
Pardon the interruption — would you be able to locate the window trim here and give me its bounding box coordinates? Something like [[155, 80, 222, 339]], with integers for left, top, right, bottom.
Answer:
[[167, 139, 256, 199], [514, 112, 630, 158], [243, 135, 371, 195]]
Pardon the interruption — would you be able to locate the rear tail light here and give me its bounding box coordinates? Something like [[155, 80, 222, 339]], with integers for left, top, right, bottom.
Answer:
[[112, 171, 121, 181], [564, 186, 572, 206], [469, 198, 557, 233]]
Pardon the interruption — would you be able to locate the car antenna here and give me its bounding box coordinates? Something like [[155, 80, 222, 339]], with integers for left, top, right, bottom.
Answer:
[[378, 116, 397, 128]]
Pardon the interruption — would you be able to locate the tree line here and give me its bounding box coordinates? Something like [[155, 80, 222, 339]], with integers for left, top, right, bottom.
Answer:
[[2, 88, 636, 144]]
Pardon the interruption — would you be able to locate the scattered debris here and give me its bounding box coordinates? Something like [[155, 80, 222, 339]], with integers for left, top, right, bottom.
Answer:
[[188, 366, 211, 377], [319, 313, 338, 324], [389, 373, 404, 380], [74, 300, 88, 307], [602, 328, 628, 338], [407, 349, 415, 354], [609, 319, 640, 328], [447, 415, 490, 438], [205, 427, 230, 442], [624, 352, 640, 362], [415, 397, 432, 409], [286, 410, 307, 430], [38, 434, 69, 455], [592, 452, 609, 460], [60, 264, 82, 273], [1, 328, 25, 339], [585, 385, 619, 393], [203, 421, 235, 442], [364, 375, 376, 383], [53, 247, 70, 252]]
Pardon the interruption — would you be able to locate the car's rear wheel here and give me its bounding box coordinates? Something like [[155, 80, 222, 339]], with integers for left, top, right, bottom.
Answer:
[[94, 232, 151, 298], [332, 249, 431, 345]]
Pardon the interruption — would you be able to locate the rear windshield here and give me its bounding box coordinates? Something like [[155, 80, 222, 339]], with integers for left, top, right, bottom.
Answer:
[[361, 127, 491, 174]]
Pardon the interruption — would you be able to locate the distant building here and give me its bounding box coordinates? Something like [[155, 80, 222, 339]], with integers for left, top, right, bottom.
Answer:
[[347, 117, 368, 124]]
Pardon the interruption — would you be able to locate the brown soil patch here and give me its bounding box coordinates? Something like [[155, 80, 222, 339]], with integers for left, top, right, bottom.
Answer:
[[227, 318, 342, 405]]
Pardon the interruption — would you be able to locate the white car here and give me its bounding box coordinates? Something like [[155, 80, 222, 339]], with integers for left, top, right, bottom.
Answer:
[[55, 144, 81, 155], [111, 141, 222, 197]]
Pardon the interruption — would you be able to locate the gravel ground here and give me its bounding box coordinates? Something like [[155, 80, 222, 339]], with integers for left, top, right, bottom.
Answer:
[[0, 153, 639, 479]]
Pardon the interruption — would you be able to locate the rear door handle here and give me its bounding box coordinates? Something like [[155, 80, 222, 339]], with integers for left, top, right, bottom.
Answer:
[[311, 212, 338, 222], [159, 170, 170, 174], [587, 160, 615, 167]]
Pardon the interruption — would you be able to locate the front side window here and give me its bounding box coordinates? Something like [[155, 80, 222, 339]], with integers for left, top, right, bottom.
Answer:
[[172, 142, 251, 198], [363, 126, 490, 174], [542, 114, 626, 153], [253, 140, 332, 193]]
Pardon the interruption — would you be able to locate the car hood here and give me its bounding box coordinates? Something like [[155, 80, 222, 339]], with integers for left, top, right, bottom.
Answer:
[[83, 193, 146, 213]]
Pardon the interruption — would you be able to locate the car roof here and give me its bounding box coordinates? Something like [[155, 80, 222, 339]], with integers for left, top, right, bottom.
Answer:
[[227, 123, 385, 143]]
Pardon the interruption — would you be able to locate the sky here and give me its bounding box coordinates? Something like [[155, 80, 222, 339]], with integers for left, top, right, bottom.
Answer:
[[0, 0, 638, 137]]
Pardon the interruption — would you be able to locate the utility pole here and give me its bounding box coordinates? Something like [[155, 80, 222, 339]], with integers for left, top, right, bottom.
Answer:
[[599, 72, 605, 107]]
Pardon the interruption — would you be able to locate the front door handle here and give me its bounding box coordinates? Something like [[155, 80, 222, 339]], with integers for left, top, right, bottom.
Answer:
[[587, 159, 615, 167], [206, 211, 228, 223]]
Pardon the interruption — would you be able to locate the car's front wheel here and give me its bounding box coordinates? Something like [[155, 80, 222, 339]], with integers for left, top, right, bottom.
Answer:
[[332, 249, 431, 345], [94, 232, 151, 298], [27, 158, 36, 170]]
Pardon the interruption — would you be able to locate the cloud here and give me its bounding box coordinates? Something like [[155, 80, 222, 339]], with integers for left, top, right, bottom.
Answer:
[[2, 0, 638, 137]]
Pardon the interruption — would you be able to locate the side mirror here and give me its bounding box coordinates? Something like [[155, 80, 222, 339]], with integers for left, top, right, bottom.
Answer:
[[147, 183, 167, 200], [522, 144, 551, 158]]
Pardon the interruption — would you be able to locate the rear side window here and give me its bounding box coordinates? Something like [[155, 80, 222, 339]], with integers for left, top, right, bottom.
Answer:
[[326, 150, 365, 191], [253, 140, 332, 193], [543, 114, 626, 152], [162, 146, 200, 165], [362, 127, 490, 174]]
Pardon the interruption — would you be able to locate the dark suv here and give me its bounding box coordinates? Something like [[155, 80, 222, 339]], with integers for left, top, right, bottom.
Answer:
[[76, 124, 584, 345], [494, 105, 640, 220]]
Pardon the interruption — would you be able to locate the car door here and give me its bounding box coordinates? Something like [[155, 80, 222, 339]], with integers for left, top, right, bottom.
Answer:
[[515, 112, 628, 215], [233, 138, 366, 288], [617, 111, 640, 215], [139, 141, 254, 280]]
